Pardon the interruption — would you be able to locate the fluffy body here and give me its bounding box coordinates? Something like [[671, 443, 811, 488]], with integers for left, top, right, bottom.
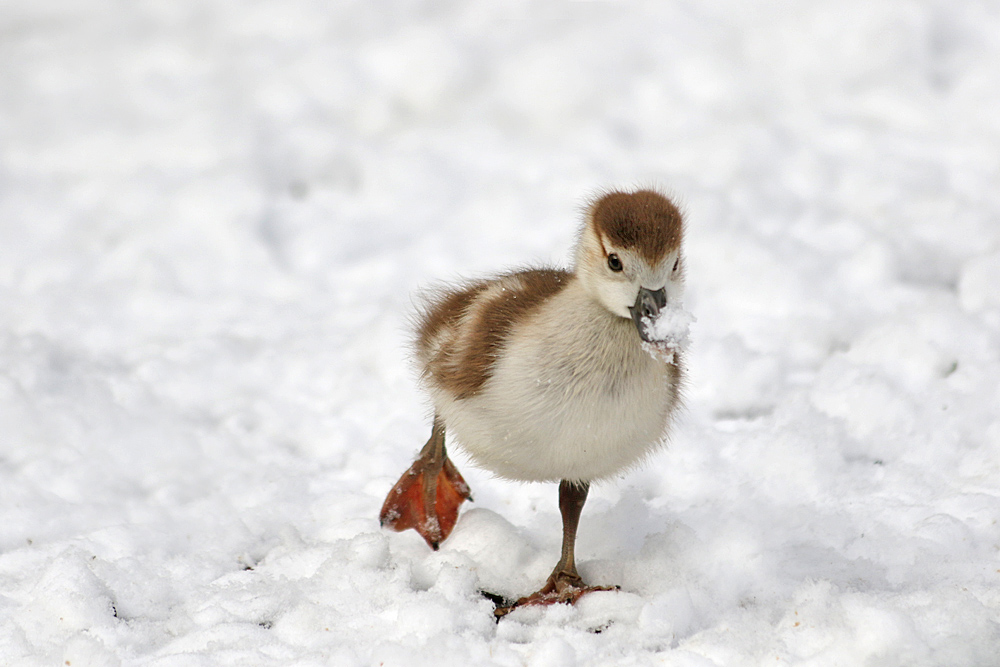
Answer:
[[415, 189, 685, 483]]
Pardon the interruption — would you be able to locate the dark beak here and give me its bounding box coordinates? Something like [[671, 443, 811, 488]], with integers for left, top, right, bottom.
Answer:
[[629, 287, 667, 342]]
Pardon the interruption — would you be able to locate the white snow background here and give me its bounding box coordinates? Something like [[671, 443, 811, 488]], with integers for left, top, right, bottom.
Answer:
[[2, 1, 1000, 665]]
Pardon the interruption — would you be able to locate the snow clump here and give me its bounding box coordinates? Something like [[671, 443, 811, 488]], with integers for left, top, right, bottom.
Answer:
[[640, 306, 695, 363]]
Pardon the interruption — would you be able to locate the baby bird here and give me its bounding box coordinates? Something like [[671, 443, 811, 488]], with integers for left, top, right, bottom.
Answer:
[[380, 189, 685, 617]]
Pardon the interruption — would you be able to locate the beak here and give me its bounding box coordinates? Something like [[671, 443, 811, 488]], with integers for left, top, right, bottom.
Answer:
[[629, 287, 667, 342]]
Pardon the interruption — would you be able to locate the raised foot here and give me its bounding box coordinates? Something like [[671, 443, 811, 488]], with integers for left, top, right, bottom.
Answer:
[[379, 456, 472, 550], [493, 572, 618, 619]]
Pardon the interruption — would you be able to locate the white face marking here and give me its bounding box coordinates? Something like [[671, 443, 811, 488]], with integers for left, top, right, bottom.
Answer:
[[576, 227, 684, 318]]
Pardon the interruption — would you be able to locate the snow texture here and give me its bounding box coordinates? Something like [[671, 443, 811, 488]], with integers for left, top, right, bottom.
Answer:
[[641, 307, 695, 363], [2, 1, 1000, 665]]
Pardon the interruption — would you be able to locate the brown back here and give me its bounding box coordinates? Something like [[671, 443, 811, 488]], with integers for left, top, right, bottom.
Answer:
[[417, 268, 570, 400]]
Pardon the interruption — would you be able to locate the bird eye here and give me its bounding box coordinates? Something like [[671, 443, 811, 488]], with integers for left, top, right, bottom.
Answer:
[[672, 257, 680, 273], [607, 253, 623, 272]]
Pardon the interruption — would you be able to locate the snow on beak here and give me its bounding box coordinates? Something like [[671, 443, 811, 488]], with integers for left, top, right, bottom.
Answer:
[[629, 286, 667, 343]]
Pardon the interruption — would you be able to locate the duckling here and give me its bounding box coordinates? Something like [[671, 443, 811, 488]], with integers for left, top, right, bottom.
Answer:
[[380, 189, 686, 617]]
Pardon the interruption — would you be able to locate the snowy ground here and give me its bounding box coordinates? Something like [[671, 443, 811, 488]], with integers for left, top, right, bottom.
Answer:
[[2, 1, 1000, 665]]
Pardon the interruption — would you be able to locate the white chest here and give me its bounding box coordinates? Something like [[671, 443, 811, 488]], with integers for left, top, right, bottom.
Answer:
[[434, 296, 680, 482]]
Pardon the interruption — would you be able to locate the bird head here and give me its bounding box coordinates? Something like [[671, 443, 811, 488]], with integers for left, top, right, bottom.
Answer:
[[575, 189, 685, 342]]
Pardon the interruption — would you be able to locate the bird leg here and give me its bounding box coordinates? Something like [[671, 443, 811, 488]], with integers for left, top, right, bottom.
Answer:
[[379, 415, 472, 550], [494, 480, 617, 618]]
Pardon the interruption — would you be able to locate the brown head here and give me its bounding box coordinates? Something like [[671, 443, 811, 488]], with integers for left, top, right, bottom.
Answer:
[[575, 189, 685, 337]]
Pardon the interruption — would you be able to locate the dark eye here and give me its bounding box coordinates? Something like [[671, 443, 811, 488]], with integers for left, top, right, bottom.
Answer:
[[672, 257, 680, 272], [607, 253, 623, 272]]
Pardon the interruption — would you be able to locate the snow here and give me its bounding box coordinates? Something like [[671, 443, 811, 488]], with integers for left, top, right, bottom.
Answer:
[[2, 1, 1000, 665], [640, 306, 695, 364]]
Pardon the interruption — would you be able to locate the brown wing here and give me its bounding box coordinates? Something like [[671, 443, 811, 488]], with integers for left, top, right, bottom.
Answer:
[[416, 268, 570, 400]]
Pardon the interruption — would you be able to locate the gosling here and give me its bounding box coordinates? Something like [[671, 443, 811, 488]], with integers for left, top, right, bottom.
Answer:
[[380, 189, 686, 617]]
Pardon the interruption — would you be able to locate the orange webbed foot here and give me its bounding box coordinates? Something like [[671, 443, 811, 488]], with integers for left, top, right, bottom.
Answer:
[[379, 455, 472, 550]]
